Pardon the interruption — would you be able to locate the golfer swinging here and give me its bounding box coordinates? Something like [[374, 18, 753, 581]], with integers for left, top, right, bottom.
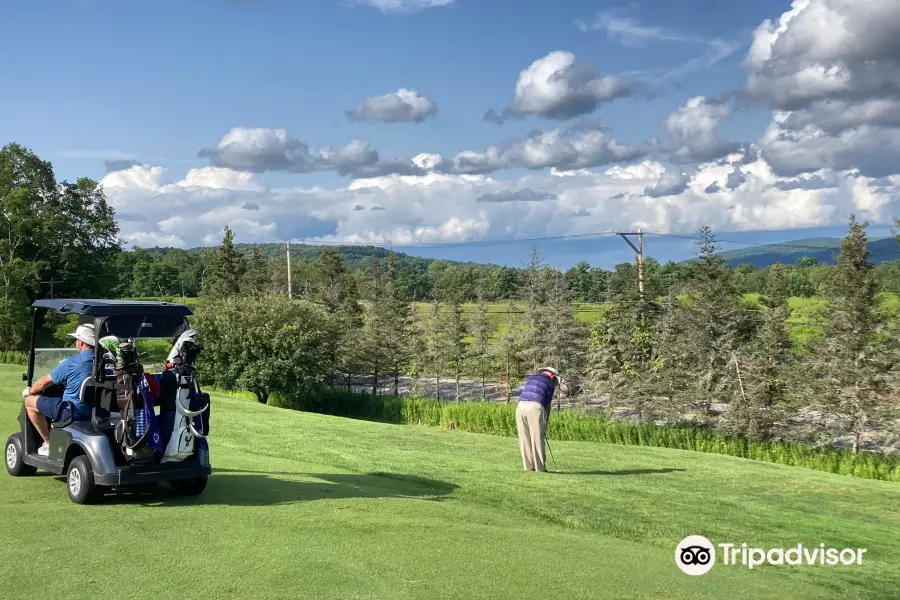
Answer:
[[515, 367, 564, 472]]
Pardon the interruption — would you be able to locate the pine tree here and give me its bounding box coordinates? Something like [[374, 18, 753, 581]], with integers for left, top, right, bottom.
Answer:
[[728, 263, 792, 439], [495, 300, 524, 403], [545, 267, 589, 409], [470, 289, 493, 400], [406, 304, 429, 397], [314, 247, 350, 313], [443, 297, 468, 401], [384, 252, 413, 396], [426, 300, 448, 400], [361, 256, 389, 396], [313, 248, 363, 388], [201, 226, 246, 299], [587, 289, 662, 420], [519, 248, 553, 373], [241, 245, 270, 296], [655, 226, 758, 423], [805, 216, 900, 455]]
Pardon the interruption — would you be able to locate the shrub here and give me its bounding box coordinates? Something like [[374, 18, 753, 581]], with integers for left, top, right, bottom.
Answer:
[[192, 294, 332, 404]]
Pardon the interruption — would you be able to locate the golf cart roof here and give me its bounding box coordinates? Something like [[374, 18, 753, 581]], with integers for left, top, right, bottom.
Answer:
[[32, 299, 193, 317]]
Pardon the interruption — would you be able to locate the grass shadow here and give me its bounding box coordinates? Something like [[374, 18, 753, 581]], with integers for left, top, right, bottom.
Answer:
[[553, 468, 686, 476], [100, 468, 458, 507]]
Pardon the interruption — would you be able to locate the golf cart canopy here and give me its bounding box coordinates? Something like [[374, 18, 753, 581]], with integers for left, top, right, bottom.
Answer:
[[31, 299, 193, 317]]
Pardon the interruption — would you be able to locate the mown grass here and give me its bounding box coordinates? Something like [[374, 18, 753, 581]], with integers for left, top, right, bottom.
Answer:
[[275, 390, 900, 482], [2, 365, 900, 598]]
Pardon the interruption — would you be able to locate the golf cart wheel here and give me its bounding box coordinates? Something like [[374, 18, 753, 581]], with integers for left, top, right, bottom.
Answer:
[[66, 456, 102, 505], [6, 434, 37, 477], [171, 476, 207, 496]]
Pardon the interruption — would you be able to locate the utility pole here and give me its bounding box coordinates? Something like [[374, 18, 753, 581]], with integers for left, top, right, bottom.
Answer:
[[286, 240, 292, 299], [616, 229, 644, 299]]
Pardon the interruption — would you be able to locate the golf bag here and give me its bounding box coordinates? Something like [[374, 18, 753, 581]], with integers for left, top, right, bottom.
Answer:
[[159, 329, 210, 463], [99, 336, 163, 462]]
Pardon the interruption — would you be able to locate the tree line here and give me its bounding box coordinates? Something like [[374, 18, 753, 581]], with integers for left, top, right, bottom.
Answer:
[[115, 230, 900, 306]]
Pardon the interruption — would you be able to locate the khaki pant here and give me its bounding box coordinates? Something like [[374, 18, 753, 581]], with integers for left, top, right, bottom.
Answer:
[[516, 401, 547, 471]]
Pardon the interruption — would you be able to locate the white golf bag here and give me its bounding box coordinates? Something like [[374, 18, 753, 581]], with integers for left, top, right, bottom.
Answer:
[[161, 329, 210, 463]]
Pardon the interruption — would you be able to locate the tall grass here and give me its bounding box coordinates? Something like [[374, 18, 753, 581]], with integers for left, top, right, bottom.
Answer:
[[0, 351, 26, 366], [281, 389, 900, 482]]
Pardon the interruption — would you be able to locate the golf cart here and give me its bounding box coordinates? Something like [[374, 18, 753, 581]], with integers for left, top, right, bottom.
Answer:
[[4, 299, 211, 504]]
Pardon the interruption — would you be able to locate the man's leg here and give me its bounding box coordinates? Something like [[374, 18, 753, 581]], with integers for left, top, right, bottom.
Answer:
[[526, 404, 547, 472], [537, 407, 548, 471], [515, 403, 534, 470], [24, 395, 51, 446]]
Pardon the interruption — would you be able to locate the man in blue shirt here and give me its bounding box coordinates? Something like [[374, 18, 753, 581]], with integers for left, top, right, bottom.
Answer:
[[515, 366, 564, 472], [22, 323, 96, 456]]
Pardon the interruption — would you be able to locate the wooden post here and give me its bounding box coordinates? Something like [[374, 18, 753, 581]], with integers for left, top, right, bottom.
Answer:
[[616, 231, 645, 301], [637, 229, 644, 299], [286, 240, 292, 299]]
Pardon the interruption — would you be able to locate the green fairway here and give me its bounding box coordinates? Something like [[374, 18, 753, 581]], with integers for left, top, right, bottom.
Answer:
[[1, 365, 898, 599]]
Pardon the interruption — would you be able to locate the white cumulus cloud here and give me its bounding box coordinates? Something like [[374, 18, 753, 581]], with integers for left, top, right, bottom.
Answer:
[[347, 89, 438, 123], [99, 153, 900, 251], [486, 51, 633, 122], [745, 0, 900, 177]]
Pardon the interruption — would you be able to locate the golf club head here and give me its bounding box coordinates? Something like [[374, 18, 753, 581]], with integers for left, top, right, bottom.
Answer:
[[166, 329, 198, 365]]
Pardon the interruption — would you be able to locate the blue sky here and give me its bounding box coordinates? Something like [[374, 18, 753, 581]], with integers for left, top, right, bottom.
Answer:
[[3, 0, 899, 269]]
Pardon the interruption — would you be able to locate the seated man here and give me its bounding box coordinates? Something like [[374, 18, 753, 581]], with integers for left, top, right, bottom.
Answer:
[[22, 323, 96, 456]]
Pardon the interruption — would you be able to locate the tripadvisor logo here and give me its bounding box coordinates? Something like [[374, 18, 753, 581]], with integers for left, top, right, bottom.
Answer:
[[675, 536, 867, 575], [676, 536, 716, 576]]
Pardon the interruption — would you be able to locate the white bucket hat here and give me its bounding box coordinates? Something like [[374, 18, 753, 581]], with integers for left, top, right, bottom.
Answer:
[[69, 323, 96, 346], [538, 366, 560, 378]]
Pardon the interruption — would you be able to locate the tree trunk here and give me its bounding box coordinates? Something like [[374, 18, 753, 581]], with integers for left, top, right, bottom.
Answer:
[[372, 363, 378, 397], [505, 350, 511, 404]]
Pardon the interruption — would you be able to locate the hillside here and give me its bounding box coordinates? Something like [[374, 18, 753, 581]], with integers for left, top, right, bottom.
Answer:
[[210, 242, 507, 272], [1, 364, 898, 598], [718, 237, 900, 268], [150, 235, 900, 273]]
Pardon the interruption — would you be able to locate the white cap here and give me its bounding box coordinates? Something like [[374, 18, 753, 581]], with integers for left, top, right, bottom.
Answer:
[[538, 366, 560, 378], [69, 323, 96, 347]]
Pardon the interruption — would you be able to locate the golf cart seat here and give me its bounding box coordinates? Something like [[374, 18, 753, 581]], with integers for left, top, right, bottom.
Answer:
[[79, 376, 119, 427], [49, 376, 118, 430]]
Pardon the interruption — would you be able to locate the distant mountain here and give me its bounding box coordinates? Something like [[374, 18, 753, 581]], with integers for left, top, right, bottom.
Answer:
[[183, 242, 508, 272], [717, 237, 900, 268]]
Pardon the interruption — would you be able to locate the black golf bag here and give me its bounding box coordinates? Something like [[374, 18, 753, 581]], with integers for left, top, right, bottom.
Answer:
[[100, 336, 161, 462]]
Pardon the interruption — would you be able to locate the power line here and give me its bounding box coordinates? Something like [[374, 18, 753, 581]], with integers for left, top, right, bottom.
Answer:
[[292, 231, 620, 248], [289, 229, 900, 257], [646, 231, 900, 255]]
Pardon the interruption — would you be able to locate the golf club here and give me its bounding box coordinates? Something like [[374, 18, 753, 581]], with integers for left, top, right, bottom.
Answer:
[[547, 438, 558, 472]]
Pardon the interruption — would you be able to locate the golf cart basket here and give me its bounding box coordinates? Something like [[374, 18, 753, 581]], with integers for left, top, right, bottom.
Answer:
[[26, 300, 210, 464]]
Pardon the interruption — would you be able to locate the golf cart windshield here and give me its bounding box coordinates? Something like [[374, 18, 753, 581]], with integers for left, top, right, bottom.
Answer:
[[31, 348, 80, 382], [97, 314, 191, 371], [97, 313, 190, 341]]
